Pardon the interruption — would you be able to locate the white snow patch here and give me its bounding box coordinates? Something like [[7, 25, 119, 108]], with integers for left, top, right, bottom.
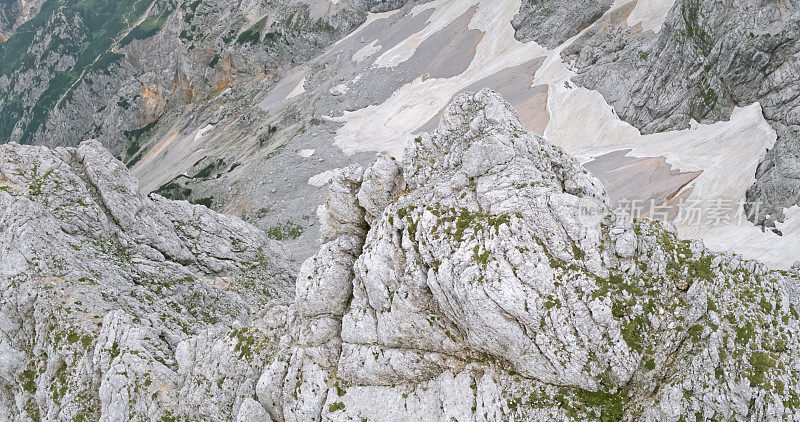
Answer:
[[353, 40, 382, 63], [330, 7, 403, 50], [193, 124, 214, 142], [297, 149, 315, 158], [328, 0, 794, 267], [371, 1, 446, 69], [308, 170, 338, 187], [333, 0, 548, 156], [545, 85, 792, 267], [286, 77, 306, 99], [627, 0, 677, 33]]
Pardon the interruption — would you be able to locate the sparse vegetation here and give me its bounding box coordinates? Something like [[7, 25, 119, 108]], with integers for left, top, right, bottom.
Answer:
[[328, 402, 346, 412], [19, 369, 36, 393], [191, 196, 214, 208], [208, 53, 221, 67], [154, 180, 192, 200], [193, 158, 226, 179], [119, 8, 172, 47], [123, 119, 160, 167], [266, 221, 304, 240], [237, 17, 267, 45], [258, 125, 279, 147], [688, 256, 714, 281], [699, 84, 718, 108], [229, 327, 272, 360], [748, 352, 776, 387], [681, 0, 712, 54], [265, 143, 285, 159]]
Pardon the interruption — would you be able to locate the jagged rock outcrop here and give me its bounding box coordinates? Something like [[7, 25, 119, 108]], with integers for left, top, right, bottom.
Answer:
[[512, 0, 613, 48], [359, 0, 417, 13], [746, 123, 800, 228], [0, 0, 427, 260], [0, 140, 295, 420], [266, 164, 368, 421], [272, 89, 800, 421], [5, 87, 800, 420], [560, 0, 800, 228]]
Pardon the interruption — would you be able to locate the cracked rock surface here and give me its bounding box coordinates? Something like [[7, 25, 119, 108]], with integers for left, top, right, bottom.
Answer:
[[512, 0, 613, 49], [273, 89, 800, 421], [5, 90, 800, 421], [0, 140, 294, 421], [560, 0, 800, 228]]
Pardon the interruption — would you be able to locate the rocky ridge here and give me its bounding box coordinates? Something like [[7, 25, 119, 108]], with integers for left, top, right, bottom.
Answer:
[[0, 0, 427, 263], [4, 87, 800, 420], [0, 139, 294, 420], [265, 90, 800, 421], [3, 0, 799, 270]]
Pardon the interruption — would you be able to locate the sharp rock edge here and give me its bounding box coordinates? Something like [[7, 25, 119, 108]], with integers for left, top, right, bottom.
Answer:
[[2, 90, 800, 421], [0, 139, 295, 421], [272, 89, 800, 421]]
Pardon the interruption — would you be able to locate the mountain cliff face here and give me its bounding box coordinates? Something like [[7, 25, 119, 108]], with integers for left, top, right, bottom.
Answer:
[[512, 0, 613, 48], [0, 0, 416, 151], [266, 89, 800, 421], [0, 0, 428, 263], [4, 90, 796, 420], [4, 0, 800, 419], [559, 0, 800, 229], [0, 139, 294, 420], [3, 0, 799, 267]]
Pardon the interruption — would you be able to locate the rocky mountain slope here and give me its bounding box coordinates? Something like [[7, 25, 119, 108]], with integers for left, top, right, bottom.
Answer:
[[6, 89, 800, 420], [0, 0, 417, 150], [4, 0, 799, 268], [266, 89, 800, 421], [0, 0, 45, 40], [0, 139, 294, 420], [512, 0, 613, 48], [560, 0, 800, 229], [3, 0, 800, 420], [0, 0, 427, 262]]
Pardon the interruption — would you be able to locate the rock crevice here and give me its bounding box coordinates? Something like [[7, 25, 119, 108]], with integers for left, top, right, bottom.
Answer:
[[4, 90, 800, 421], [268, 89, 800, 421]]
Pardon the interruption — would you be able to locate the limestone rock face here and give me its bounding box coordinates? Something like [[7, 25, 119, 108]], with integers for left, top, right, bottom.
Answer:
[[560, 0, 800, 228], [512, 0, 613, 48], [0, 140, 294, 421], [275, 90, 800, 421], [5, 89, 800, 421], [358, 0, 416, 13]]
